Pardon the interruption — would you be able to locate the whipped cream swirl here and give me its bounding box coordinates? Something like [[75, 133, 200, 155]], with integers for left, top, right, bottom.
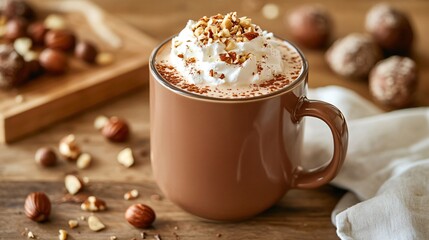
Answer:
[[170, 12, 286, 86]]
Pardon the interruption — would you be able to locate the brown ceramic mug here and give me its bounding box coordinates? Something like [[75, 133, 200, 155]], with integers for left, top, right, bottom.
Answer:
[[149, 37, 348, 221]]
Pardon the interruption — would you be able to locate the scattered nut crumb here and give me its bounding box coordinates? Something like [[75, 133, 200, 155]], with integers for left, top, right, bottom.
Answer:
[[140, 232, 146, 239], [110, 236, 117, 240], [154, 234, 162, 240], [68, 219, 79, 229], [94, 115, 109, 130], [59, 134, 81, 161], [80, 216, 86, 221], [76, 153, 92, 169], [24, 51, 38, 62], [88, 215, 106, 232], [262, 3, 280, 20], [81, 196, 107, 212], [96, 52, 115, 65], [174, 226, 179, 230], [27, 231, 35, 239], [216, 233, 222, 237], [124, 189, 139, 200], [82, 176, 90, 184], [13, 37, 32, 56], [64, 174, 84, 195], [58, 229, 68, 240], [15, 94, 24, 103], [117, 147, 134, 168], [44, 14, 67, 30]]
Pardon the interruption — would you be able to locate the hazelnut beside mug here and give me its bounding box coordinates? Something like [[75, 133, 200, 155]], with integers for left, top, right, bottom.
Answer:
[[149, 37, 348, 221]]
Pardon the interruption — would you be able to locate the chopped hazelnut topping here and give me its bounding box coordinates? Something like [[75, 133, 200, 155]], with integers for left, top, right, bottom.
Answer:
[[192, 12, 256, 46]]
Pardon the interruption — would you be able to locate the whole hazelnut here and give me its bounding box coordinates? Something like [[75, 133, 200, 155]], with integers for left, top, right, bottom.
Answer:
[[3, 0, 36, 20], [35, 147, 57, 167], [287, 5, 332, 49], [125, 204, 156, 228], [101, 117, 130, 142], [0, 44, 29, 88], [39, 48, 68, 74], [325, 33, 382, 79], [369, 56, 417, 108], [4, 17, 28, 41], [365, 4, 414, 56], [75, 41, 99, 63], [45, 29, 76, 51], [27, 22, 48, 45], [24, 192, 51, 222]]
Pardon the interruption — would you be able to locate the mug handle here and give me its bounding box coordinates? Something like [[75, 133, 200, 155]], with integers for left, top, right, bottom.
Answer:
[[291, 97, 348, 189]]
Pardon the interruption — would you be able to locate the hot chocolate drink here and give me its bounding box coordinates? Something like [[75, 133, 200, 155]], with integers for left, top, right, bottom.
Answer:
[[155, 12, 303, 99], [150, 12, 348, 221]]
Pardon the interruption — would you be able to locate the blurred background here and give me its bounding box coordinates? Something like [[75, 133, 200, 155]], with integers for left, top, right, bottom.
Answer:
[[92, 0, 428, 107]]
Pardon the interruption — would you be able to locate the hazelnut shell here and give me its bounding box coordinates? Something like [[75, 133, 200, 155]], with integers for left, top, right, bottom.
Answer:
[[44, 29, 76, 52], [102, 117, 130, 142], [39, 48, 68, 74], [35, 147, 57, 167], [125, 204, 156, 228], [24, 192, 51, 222], [75, 41, 99, 63]]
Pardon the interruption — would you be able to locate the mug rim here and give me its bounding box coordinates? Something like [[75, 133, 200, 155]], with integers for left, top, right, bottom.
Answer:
[[150, 35, 309, 103]]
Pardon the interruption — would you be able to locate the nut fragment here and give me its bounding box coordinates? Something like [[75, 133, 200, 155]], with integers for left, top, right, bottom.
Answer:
[[24, 51, 38, 62], [76, 153, 92, 169], [68, 219, 79, 229], [64, 174, 84, 195], [24, 192, 51, 222], [110, 236, 117, 240], [124, 189, 139, 200], [96, 52, 114, 65], [81, 196, 107, 211], [27, 231, 35, 239], [44, 14, 67, 30], [102, 117, 130, 142], [58, 229, 68, 240], [59, 134, 81, 161], [125, 204, 156, 229], [117, 148, 134, 168], [35, 147, 57, 167], [13, 37, 32, 56], [88, 215, 106, 232], [94, 115, 109, 130], [262, 3, 280, 20]]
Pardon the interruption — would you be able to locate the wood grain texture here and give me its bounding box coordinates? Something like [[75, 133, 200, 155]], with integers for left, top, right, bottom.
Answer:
[[1, 0, 429, 239], [0, 181, 343, 240], [0, 0, 157, 143]]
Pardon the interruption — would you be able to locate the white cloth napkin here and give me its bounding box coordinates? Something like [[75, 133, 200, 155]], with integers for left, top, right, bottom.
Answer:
[[306, 86, 429, 240]]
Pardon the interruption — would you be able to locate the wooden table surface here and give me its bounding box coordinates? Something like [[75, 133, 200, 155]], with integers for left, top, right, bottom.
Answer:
[[1, 0, 428, 239]]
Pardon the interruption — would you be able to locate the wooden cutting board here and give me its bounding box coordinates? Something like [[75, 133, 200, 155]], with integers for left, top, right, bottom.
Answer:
[[0, 181, 341, 240], [0, 0, 157, 143]]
